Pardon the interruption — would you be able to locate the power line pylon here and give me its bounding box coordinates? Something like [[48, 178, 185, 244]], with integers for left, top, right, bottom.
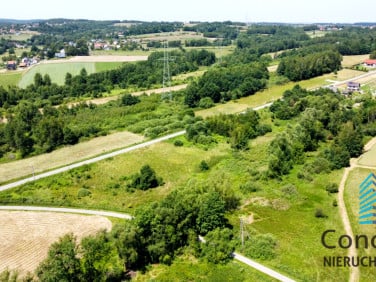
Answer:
[[159, 41, 174, 100]]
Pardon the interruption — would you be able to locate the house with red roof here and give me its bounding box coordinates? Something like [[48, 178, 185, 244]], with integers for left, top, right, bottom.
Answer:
[[364, 59, 376, 68], [6, 61, 17, 70]]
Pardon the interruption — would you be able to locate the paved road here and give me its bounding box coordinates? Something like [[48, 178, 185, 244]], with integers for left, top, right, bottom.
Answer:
[[234, 253, 295, 282], [0, 205, 133, 219], [0, 130, 185, 192], [198, 236, 295, 282]]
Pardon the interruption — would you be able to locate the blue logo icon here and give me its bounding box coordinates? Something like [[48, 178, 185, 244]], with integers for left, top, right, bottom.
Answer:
[[359, 172, 376, 224]]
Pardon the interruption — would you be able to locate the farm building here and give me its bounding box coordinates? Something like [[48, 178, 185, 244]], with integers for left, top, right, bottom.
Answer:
[[6, 61, 17, 70], [364, 59, 376, 68], [347, 81, 361, 92], [55, 49, 66, 58]]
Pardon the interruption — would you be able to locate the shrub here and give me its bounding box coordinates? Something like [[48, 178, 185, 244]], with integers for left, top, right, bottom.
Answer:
[[239, 181, 260, 193], [244, 233, 277, 260], [77, 188, 91, 198], [198, 97, 215, 109], [326, 183, 339, 193], [130, 165, 163, 190], [315, 208, 327, 218], [199, 160, 209, 171], [174, 140, 184, 147], [281, 183, 298, 197], [120, 94, 140, 106]]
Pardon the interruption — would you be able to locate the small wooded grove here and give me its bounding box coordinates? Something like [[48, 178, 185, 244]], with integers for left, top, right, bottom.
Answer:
[[268, 85, 376, 178], [21, 186, 237, 281]]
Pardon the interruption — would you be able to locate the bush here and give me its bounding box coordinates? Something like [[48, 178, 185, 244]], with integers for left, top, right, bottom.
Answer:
[[77, 188, 91, 198], [244, 233, 277, 260], [326, 183, 339, 193], [199, 160, 209, 171], [239, 181, 260, 193], [281, 183, 298, 197], [120, 94, 140, 106], [174, 139, 184, 147], [198, 97, 215, 109], [315, 208, 327, 218], [130, 165, 163, 190]]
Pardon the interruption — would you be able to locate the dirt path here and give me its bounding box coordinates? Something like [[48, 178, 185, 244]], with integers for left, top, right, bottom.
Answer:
[[338, 137, 376, 282], [65, 84, 188, 108]]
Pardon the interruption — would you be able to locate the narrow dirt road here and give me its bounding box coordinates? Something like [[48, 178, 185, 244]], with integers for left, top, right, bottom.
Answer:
[[338, 137, 376, 282]]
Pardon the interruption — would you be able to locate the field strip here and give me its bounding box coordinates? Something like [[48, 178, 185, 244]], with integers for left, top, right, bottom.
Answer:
[[0, 130, 186, 192], [66, 84, 188, 107], [0, 206, 132, 219], [0, 131, 145, 183], [0, 210, 112, 274], [42, 55, 148, 63]]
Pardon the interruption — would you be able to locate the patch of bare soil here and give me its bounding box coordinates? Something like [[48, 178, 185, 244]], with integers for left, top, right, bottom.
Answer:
[[0, 211, 112, 275]]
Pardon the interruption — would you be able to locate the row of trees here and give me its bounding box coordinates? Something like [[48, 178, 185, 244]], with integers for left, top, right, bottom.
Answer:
[[184, 62, 269, 107], [276, 50, 342, 81], [0, 49, 216, 108]]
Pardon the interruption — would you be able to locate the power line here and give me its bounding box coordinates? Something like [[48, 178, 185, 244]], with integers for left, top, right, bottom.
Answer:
[[158, 41, 175, 100]]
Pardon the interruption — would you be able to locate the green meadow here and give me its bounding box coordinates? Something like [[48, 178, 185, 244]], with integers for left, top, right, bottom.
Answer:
[[0, 71, 22, 88], [18, 61, 124, 88], [0, 109, 349, 280]]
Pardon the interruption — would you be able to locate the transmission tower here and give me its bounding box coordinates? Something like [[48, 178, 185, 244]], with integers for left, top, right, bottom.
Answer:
[[159, 41, 174, 100]]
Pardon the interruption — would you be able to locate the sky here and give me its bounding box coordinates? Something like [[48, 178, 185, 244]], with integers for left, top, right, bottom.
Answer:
[[2, 0, 376, 23]]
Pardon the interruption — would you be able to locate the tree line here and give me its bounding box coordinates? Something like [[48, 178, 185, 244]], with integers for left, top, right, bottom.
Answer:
[[0, 49, 216, 108], [184, 62, 269, 107]]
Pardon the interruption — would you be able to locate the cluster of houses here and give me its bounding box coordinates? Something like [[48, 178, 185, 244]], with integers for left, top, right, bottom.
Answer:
[[92, 40, 122, 51], [6, 57, 39, 70]]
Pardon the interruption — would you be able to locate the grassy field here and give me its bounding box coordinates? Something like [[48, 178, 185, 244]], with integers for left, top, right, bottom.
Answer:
[[0, 111, 350, 280], [18, 62, 96, 87], [345, 167, 376, 281], [95, 61, 125, 72], [0, 131, 144, 183], [358, 141, 376, 166], [196, 74, 331, 118], [0, 71, 22, 88], [342, 55, 369, 68]]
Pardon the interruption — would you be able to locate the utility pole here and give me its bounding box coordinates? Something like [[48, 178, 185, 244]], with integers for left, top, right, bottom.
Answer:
[[240, 217, 245, 251]]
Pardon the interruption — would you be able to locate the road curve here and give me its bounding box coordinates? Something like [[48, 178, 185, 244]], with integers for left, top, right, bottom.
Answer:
[[198, 236, 295, 282], [234, 253, 295, 282], [0, 205, 133, 219], [0, 130, 185, 192]]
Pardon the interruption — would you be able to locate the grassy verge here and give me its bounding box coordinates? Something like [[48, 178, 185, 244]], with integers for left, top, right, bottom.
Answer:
[[134, 255, 277, 282], [0, 71, 23, 88]]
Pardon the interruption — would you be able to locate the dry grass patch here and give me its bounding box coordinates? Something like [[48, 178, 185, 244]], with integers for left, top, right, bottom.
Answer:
[[0, 211, 111, 275], [358, 141, 376, 167], [342, 55, 369, 68], [0, 131, 144, 183]]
